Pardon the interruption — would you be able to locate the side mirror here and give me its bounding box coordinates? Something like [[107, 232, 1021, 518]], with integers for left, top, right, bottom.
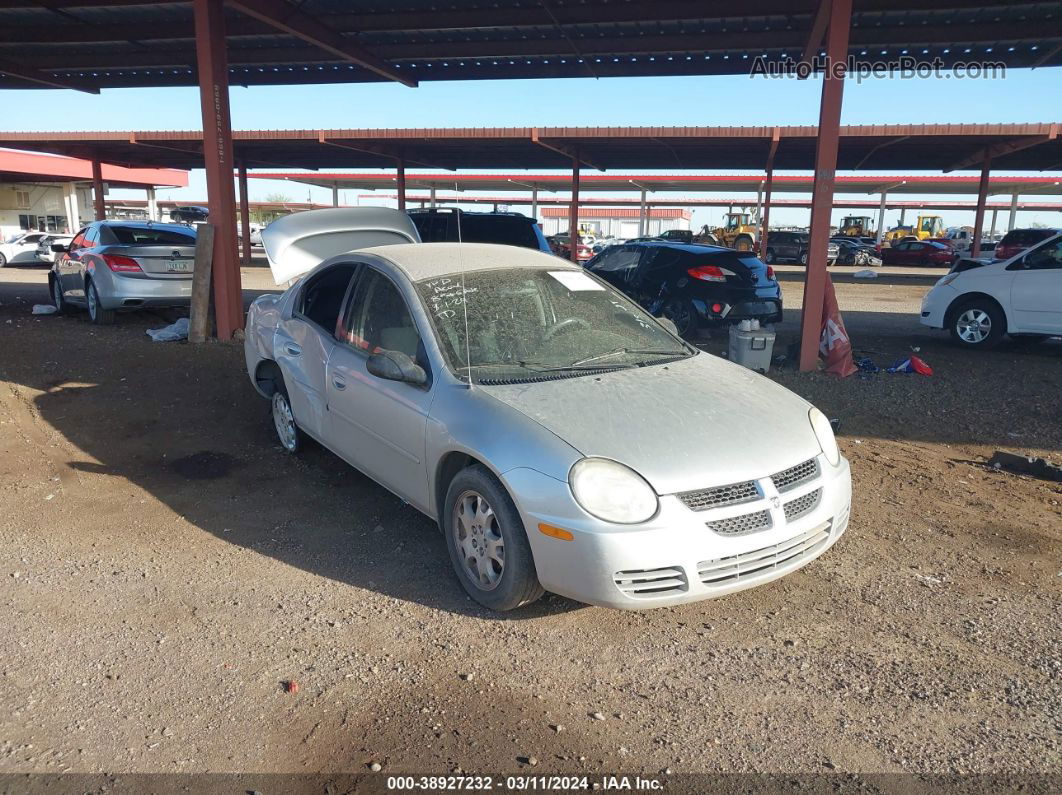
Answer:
[[51, 243, 69, 253], [657, 316, 680, 337], [366, 349, 428, 387]]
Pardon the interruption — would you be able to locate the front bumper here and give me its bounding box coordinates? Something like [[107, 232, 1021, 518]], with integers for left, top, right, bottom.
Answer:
[[506, 453, 851, 609], [919, 284, 958, 330]]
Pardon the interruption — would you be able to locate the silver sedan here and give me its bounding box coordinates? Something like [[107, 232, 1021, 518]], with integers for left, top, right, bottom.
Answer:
[[245, 210, 851, 611], [51, 221, 196, 324]]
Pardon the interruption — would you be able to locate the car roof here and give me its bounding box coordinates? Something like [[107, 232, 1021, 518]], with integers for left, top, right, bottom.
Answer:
[[360, 241, 578, 281], [95, 220, 192, 232], [626, 240, 740, 256]]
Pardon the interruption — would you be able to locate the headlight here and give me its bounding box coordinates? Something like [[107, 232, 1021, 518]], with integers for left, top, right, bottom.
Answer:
[[809, 407, 840, 467], [569, 458, 658, 524]]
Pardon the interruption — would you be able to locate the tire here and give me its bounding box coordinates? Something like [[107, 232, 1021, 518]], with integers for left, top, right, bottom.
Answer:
[[86, 280, 115, 325], [443, 465, 544, 611], [0, 252, 6, 268], [270, 377, 304, 454], [799, 251, 808, 266], [663, 297, 699, 340], [50, 275, 73, 315], [764, 248, 775, 264], [949, 298, 1005, 349]]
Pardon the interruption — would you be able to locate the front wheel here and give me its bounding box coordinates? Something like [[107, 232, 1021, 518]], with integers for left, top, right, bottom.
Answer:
[[949, 299, 1005, 349], [799, 251, 808, 266], [443, 465, 543, 611]]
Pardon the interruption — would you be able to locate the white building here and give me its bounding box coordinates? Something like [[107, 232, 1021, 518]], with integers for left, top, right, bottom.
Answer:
[[0, 149, 187, 239], [540, 207, 692, 239]]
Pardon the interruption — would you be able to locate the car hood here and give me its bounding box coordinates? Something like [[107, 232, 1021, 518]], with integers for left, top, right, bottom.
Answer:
[[483, 353, 822, 495]]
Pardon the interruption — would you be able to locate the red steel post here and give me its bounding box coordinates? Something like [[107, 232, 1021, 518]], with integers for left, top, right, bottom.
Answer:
[[91, 158, 105, 220], [798, 0, 852, 372], [238, 159, 252, 267], [193, 0, 242, 340], [971, 156, 992, 259], [569, 154, 580, 263]]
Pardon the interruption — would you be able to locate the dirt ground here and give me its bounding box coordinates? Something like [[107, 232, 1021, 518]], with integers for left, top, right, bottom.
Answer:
[[0, 265, 1059, 781]]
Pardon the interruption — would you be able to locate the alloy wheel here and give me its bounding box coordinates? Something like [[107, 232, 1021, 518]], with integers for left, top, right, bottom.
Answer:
[[271, 392, 298, 452], [52, 279, 63, 309], [956, 308, 991, 343], [87, 284, 98, 320], [453, 490, 504, 591]]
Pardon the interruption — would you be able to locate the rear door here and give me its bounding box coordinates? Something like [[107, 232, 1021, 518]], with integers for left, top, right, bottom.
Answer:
[[1009, 238, 1062, 333], [275, 264, 360, 442]]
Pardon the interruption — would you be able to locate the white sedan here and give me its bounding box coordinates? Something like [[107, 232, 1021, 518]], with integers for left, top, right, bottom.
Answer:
[[0, 230, 49, 266], [244, 209, 852, 611], [920, 231, 1062, 347]]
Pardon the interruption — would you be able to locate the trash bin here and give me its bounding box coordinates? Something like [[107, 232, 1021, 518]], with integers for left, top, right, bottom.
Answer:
[[728, 319, 775, 373]]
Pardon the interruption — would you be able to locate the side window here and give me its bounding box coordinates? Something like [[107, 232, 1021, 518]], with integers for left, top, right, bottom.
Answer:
[[69, 229, 88, 250], [297, 264, 358, 334], [1022, 240, 1062, 271], [589, 245, 641, 274], [341, 269, 422, 361], [84, 227, 99, 246]]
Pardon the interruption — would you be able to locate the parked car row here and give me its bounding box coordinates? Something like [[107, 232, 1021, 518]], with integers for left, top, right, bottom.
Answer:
[[0, 230, 70, 267]]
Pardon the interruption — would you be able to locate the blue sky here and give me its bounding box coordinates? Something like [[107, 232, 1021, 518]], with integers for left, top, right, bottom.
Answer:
[[6, 69, 1061, 229]]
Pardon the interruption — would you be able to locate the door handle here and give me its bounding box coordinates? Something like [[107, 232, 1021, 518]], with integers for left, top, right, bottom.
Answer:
[[284, 343, 302, 356], [331, 376, 347, 390]]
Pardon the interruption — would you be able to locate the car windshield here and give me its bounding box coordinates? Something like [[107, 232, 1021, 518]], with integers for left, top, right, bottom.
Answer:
[[109, 226, 196, 245], [415, 267, 692, 384], [6, 233, 25, 244]]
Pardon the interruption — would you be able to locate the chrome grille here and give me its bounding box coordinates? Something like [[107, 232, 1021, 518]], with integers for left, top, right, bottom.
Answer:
[[783, 488, 822, 522], [678, 480, 759, 511], [698, 523, 831, 586], [706, 509, 772, 536], [771, 458, 819, 493], [614, 566, 688, 598]]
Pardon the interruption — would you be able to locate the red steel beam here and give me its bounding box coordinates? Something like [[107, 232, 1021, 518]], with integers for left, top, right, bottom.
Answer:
[[799, 0, 851, 372], [194, 0, 243, 340], [802, 0, 832, 64], [569, 154, 581, 263], [238, 159, 251, 267], [971, 157, 992, 259], [91, 158, 105, 220]]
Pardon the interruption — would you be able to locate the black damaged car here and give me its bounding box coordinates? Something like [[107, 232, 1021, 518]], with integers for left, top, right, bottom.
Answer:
[[584, 241, 782, 338]]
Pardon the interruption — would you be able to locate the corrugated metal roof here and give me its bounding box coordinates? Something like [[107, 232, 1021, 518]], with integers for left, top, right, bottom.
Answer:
[[1, 124, 1060, 172], [0, 1, 1059, 90], [541, 207, 692, 219]]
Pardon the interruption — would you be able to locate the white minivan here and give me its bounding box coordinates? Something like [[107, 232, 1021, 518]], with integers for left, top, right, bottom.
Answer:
[[920, 232, 1062, 348]]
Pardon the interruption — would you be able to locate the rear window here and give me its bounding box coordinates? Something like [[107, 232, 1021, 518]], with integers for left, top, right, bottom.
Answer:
[[1001, 229, 1054, 246], [458, 215, 539, 249], [108, 226, 196, 246]]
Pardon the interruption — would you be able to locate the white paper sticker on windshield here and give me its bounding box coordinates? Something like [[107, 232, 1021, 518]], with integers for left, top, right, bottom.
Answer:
[[547, 270, 605, 291]]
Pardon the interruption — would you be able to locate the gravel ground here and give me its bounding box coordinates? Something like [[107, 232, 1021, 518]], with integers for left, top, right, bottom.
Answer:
[[0, 267, 1059, 780]]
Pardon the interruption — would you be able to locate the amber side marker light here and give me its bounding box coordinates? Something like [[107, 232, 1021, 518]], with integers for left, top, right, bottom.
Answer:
[[538, 523, 575, 541]]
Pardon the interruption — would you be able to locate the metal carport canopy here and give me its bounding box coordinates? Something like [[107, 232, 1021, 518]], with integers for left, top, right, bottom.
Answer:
[[1, 0, 1059, 92], [255, 172, 1062, 196], [0, 125, 1061, 172]]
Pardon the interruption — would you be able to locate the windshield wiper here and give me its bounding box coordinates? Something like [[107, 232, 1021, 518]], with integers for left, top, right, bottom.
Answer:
[[569, 347, 689, 367]]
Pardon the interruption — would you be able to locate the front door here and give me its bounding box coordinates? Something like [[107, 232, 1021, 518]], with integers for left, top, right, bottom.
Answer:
[[325, 267, 435, 512], [1010, 238, 1062, 333]]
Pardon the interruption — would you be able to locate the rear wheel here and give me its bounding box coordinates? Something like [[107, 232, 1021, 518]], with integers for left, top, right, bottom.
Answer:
[[86, 280, 115, 325], [949, 298, 1005, 349], [270, 378, 304, 454], [443, 465, 543, 612], [799, 251, 808, 266], [0, 252, 6, 267], [663, 297, 698, 340]]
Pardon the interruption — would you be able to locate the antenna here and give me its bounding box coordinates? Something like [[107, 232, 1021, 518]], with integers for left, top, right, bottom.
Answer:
[[456, 208, 473, 390]]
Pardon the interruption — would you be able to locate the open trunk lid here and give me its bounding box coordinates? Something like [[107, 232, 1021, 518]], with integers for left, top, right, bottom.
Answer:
[[262, 207, 421, 284]]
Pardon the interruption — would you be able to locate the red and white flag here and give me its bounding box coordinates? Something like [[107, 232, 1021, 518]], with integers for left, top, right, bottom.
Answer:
[[818, 273, 857, 377]]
